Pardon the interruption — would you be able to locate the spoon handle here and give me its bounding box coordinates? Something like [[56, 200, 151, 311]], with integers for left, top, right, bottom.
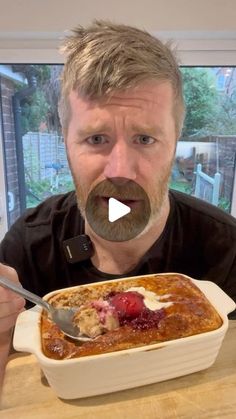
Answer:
[[0, 276, 50, 311]]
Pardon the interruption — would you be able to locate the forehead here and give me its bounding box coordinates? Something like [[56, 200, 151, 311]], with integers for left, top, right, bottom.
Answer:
[[68, 80, 174, 115]]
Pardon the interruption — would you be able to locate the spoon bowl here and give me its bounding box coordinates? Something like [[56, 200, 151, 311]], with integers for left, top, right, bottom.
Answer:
[[0, 276, 92, 341]]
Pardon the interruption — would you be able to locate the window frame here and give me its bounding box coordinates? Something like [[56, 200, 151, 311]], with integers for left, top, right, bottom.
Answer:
[[0, 111, 8, 240]]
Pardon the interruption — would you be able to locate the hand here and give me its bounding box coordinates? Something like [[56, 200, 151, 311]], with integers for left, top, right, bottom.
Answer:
[[0, 263, 25, 388], [0, 263, 25, 341], [0, 263, 25, 390]]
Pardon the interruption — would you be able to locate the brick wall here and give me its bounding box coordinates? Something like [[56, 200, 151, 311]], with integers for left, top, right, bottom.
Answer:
[[0, 77, 21, 225]]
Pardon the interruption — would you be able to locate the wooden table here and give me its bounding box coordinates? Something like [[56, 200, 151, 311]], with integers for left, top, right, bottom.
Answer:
[[0, 321, 235, 419]]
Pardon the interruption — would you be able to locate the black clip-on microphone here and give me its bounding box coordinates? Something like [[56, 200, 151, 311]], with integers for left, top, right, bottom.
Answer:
[[62, 234, 94, 263]]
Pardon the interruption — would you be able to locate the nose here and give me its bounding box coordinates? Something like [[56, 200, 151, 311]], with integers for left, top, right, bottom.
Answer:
[[103, 140, 137, 181]]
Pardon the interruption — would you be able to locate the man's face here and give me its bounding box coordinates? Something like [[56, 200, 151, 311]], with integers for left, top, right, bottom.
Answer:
[[66, 80, 177, 237]]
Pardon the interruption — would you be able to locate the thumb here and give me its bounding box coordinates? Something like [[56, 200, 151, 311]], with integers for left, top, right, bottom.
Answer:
[[0, 263, 20, 285]]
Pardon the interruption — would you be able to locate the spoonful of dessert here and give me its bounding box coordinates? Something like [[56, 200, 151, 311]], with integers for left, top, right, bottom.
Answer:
[[0, 276, 92, 342]]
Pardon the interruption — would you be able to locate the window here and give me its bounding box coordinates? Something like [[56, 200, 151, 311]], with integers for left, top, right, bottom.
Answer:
[[171, 66, 236, 214], [0, 36, 236, 236], [0, 64, 72, 228]]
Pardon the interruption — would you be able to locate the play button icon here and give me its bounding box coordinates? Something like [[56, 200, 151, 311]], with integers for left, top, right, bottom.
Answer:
[[108, 197, 131, 222], [85, 178, 151, 242]]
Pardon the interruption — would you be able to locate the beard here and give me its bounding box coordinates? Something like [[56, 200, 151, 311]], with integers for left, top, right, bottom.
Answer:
[[68, 157, 173, 241]]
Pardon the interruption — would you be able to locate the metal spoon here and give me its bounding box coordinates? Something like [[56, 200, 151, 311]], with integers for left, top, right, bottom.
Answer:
[[0, 276, 92, 342]]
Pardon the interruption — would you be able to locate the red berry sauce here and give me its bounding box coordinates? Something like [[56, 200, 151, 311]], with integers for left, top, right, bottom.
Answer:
[[107, 291, 166, 330]]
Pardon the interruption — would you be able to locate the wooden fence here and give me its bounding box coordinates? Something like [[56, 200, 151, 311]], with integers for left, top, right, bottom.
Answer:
[[194, 163, 221, 206], [23, 132, 70, 183]]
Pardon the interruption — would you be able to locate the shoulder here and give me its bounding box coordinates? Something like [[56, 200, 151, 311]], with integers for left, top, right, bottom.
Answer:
[[170, 190, 236, 231], [0, 191, 81, 289], [22, 191, 78, 227], [2, 191, 82, 247]]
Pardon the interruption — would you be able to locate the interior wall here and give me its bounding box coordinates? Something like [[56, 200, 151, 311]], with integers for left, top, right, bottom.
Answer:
[[0, 0, 235, 33]]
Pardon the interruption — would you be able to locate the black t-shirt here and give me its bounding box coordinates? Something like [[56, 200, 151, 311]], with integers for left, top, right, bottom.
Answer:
[[0, 190, 236, 313]]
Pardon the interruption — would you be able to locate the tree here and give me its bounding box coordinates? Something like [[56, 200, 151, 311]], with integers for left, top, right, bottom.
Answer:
[[15, 64, 64, 135], [16, 65, 51, 135], [181, 68, 219, 138], [211, 88, 236, 134], [20, 90, 50, 134], [41, 65, 63, 133]]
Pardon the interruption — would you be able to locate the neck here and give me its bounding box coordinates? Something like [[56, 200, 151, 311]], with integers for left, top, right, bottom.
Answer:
[[85, 195, 170, 275]]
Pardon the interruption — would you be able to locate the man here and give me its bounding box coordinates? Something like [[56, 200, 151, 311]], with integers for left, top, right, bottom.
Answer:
[[0, 21, 236, 386]]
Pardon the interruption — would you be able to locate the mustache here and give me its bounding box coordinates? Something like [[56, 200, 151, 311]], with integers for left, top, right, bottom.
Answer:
[[91, 179, 145, 200]]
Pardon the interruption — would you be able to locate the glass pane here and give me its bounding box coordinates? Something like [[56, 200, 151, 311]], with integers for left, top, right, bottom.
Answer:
[[0, 64, 73, 226], [0, 64, 235, 230], [170, 66, 236, 214]]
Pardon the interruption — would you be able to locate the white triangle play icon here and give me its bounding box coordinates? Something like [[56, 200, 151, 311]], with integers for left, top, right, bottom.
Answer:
[[108, 197, 131, 222]]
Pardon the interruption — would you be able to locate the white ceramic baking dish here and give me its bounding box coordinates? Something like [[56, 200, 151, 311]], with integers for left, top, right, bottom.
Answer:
[[13, 273, 236, 399]]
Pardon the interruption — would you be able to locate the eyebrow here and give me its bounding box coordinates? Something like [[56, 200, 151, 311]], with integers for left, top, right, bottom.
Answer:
[[76, 123, 165, 138], [76, 124, 113, 138], [129, 123, 165, 137]]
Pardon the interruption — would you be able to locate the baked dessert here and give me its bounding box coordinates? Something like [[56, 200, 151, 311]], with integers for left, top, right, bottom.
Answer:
[[41, 273, 222, 360]]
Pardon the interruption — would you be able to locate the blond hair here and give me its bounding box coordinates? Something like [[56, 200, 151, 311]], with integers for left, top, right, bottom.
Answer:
[[59, 20, 185, 137]]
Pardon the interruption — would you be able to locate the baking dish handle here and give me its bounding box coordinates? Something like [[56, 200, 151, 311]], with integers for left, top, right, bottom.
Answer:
[[13, 306, 41, 353], [194, 279, 236, 315]]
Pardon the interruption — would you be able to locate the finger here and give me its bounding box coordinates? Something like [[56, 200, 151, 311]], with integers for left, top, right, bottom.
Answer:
[[0, 263, 23, 303], [0, 263, 20, 284], [0, 286, 25, 304], [0, 312, 21, 333], [0, 298, 26, 319], [0, 286, 25, 303]]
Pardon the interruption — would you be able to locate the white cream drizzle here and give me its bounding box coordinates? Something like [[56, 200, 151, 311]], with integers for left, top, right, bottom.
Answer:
[[126, 286, 173, 311]]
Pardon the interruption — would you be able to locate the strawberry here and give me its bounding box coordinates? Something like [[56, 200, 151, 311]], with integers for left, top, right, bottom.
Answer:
[[109, 291, 145, 319]]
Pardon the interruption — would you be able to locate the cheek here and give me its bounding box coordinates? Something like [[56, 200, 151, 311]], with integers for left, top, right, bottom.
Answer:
[[138, 150, 174, 194], [66, 146, 87, 182], [141, 146, 175, 174], [67, 148, 105, 187]]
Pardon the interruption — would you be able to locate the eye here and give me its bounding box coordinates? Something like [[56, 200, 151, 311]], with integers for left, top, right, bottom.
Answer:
[[87, 135, 107, 145], [135, 135, 155, 145]]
